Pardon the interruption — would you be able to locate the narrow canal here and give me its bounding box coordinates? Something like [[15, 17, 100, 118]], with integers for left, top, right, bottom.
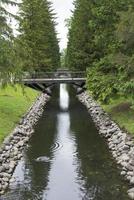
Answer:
[[3, 84, 129, 200]]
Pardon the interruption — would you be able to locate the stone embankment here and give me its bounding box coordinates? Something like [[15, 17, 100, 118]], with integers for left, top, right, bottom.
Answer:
[[0, 93, 50, 195], [78, 91, 134, 199]]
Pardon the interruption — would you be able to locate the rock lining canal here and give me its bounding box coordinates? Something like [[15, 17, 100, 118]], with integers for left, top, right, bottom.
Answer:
[[2, 84, 129, 199]]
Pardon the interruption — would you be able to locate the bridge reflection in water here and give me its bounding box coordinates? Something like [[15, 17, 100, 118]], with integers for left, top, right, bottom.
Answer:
[[59, 84, 69, 111]]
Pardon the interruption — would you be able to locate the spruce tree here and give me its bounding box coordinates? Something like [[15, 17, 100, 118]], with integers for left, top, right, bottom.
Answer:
[[66, 0, 93, 71], [0, 0, 16, 81], [18, 0, 60, 72]]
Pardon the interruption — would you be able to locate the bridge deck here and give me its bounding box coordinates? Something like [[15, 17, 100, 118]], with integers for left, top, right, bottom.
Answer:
[[22, 77, 86, 84]]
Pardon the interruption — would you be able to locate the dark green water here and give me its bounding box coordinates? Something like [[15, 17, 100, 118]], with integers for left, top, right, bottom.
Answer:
[[3, 84, 129, 200]]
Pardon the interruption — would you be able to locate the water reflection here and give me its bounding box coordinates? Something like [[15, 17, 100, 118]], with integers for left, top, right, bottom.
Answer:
[[59, 84, 69, 111], [43, 84, 82, 199]]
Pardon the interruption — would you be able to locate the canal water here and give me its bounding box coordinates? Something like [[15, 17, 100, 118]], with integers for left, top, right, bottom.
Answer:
[[3, 84, 129, 200]]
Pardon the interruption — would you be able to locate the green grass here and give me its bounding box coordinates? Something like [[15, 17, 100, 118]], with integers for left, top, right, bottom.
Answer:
[[0, 85, 39, 143], [101, 97, 134, 134]]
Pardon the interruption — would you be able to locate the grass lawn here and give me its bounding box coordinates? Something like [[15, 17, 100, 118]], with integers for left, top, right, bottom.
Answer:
[[101, 97, 134, 134], [0, 85, 39, 143]]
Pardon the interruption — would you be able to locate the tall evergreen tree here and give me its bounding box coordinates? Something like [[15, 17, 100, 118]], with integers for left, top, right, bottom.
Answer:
[[66, 0, 93, 71], [0, 0, 16, 37], [17, 0, 60, 72], [0, 0, 16, 81]]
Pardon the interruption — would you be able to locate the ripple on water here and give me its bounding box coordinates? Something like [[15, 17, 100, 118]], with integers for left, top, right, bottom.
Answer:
[[50, 141, 63, 153], [34, 142, 63, 163]]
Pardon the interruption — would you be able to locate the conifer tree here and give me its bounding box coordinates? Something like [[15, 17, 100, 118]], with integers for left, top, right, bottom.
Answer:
[[18, 0, 60, 72], [0, 0, 16, 81], [66, 0, 93, 71]]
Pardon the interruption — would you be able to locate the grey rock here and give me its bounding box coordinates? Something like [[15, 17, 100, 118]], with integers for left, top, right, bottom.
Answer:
[[128, 189, 134, 199], [35, 156, 50, 163], [18, 141, 24, 147], [120, 154, 129, 162], [126, 164, 134, 171], [4, 145, 11, 151], [0, 166, 5, 173], [121, 171, 126, 176], [2, 182, 8, 190], [9, 161, 16, 169], [2, 177, 9, 183], [128, 188, 134, 193], [10, 177, 16, 183], [130, 160, 134, 166], [127, 171, 134, 176], [3, 164, 9, 171], [130, 177, 134, 184]]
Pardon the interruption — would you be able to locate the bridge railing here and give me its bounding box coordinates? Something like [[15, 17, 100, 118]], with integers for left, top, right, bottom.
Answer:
[[22, 71, 86, 79]]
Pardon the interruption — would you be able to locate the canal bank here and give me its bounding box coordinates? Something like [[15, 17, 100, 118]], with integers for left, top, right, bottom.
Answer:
[[0, 85, 39, 143], [0, 93, 50, 195], [2, 84, 129, 199], [78, 91, 134, 199]]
